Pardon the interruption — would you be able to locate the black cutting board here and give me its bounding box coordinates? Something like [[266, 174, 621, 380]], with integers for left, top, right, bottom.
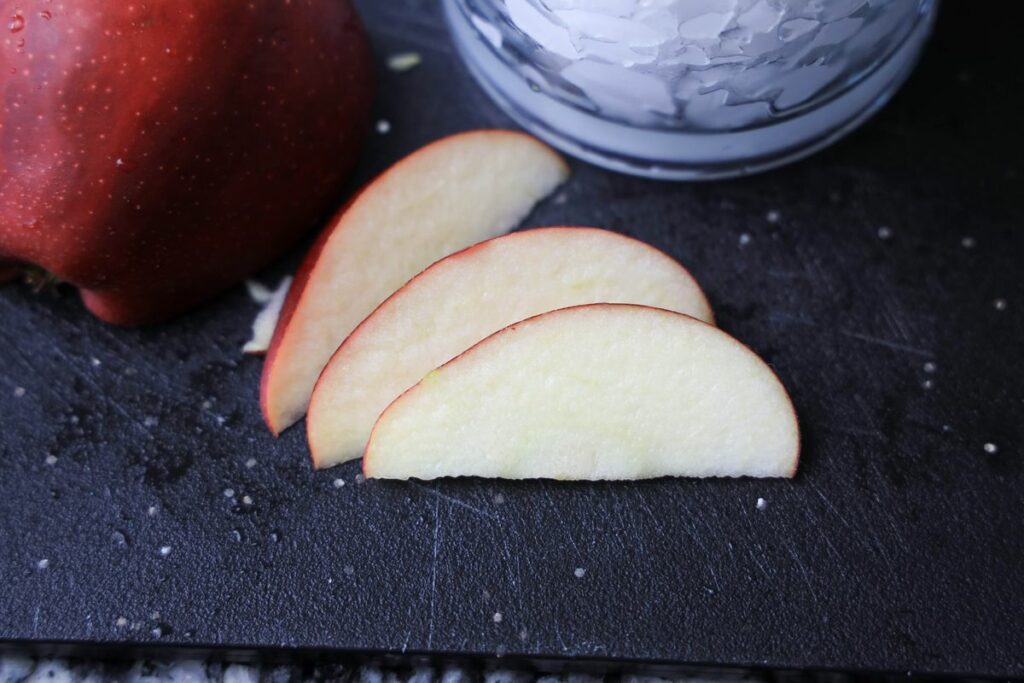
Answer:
[[2, 1, 1022, 677]]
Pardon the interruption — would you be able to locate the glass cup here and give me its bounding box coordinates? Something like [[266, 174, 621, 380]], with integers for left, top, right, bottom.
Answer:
[[445, 0, 939, 180]]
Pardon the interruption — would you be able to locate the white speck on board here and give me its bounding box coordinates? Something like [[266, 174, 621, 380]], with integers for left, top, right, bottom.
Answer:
[[387, 52, 422, 72]]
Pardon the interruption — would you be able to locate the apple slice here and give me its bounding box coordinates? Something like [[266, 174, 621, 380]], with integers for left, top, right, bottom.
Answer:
[[261, 130, 569, 434], [308, 227, 714, 468], [364, 304, 799, 480]]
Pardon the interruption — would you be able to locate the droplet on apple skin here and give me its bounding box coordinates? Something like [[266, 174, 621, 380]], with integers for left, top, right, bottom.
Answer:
[[8, 13, 25, 32]]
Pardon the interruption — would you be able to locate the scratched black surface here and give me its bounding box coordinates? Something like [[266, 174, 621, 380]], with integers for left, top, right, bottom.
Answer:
[[1, 1, 1022, 677]]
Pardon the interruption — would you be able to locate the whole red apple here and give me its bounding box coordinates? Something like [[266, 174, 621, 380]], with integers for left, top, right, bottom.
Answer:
[[0, 0, 373, 324]]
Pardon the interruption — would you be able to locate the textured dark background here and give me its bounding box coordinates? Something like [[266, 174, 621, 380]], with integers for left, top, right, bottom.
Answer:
[[1, 1, 1022, 677]]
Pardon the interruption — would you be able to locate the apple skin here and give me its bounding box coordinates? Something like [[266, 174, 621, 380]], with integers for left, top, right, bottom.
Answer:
[[0, 0, 373, 324], [0, 263, 17, 283]]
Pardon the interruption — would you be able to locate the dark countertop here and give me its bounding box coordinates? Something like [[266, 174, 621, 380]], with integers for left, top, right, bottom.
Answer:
[[0, 657, 918, 683], [1, 1, 1022, 678]]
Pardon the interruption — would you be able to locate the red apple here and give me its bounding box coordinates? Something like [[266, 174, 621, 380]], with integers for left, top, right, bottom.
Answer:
[[0, 0, 373, 324]]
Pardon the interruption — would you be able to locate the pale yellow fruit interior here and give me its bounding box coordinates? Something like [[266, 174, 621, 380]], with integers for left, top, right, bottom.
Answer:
[[365, 305, 798, 481], [309, 228, 713, 467], [263, 132, 568, 432], [243, 277, 292, 355]]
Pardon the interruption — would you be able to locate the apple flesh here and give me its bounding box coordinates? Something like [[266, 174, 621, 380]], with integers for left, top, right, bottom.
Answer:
[[243, 277, 292, 355], [308, 227, 714, 469], [0, 0, 373, 324], [364, 304, 799, 481], [260, 130, 569, 435]]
